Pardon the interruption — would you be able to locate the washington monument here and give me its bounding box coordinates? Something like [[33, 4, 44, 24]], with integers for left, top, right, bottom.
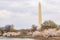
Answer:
[[38, 1, 42, 28]]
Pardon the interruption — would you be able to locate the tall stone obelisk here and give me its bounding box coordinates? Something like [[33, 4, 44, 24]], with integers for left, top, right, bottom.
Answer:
[[38, 1, 42, 29]]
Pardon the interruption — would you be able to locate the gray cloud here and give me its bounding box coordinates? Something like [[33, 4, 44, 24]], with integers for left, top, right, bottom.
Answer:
[[0, 0, 38, 15], [42, 0, 60, 25], [0, 0, 38, 29]]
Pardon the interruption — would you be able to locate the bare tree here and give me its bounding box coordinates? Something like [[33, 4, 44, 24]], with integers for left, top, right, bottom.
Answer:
[[31, 25, 37, 32], [4, 24, 14, 32]]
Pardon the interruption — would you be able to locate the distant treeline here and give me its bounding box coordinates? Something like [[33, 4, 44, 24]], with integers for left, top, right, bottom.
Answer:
[[0, 20, 59, 34]]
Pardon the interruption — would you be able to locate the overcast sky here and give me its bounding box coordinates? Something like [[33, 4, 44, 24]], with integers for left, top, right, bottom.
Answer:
[[0, 0, 60, 29], [42, 0, 60, 25]]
